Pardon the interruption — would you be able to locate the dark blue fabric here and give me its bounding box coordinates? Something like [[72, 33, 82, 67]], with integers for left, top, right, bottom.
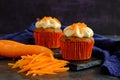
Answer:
[[0, 22, 35, 44], [0, 23, 120, 77], [92, 36, 120, 77]]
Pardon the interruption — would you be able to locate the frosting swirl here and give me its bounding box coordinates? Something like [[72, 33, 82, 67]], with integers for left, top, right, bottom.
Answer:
[[35, 16, 61, 29], [63, 22, 94, 38]]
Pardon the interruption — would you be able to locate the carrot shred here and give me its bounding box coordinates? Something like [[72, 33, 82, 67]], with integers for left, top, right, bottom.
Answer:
[[8, 52, 69, 76]]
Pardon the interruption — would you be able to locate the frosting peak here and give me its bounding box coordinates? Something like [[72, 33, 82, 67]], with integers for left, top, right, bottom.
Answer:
[[63, 22, 94, 38], [35, 16, 61, 29]]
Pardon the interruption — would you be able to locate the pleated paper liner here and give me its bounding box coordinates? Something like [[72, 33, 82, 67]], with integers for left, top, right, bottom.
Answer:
[[34, 31, 63, 48], [60, 36, 94, 60]]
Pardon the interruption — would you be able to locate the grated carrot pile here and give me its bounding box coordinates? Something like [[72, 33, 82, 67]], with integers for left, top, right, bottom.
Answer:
[[8, 52, 69, 76]]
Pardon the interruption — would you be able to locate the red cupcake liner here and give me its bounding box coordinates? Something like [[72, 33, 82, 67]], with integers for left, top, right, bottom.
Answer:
[[34, 31, 63, 48], [60, 38, 94, 60]]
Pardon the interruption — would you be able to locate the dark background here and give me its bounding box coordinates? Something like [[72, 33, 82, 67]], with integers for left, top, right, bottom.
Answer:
[[0, 0, 120, 35]]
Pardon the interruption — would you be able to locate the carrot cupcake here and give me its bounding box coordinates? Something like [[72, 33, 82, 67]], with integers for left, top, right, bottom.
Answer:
[[34, 16, 63, 49], [60, 22, 94, 60]]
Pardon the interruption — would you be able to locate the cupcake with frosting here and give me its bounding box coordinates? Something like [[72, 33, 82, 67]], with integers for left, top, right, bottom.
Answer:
[[34, 16, 63, 49], [60, 22, 94, 60]]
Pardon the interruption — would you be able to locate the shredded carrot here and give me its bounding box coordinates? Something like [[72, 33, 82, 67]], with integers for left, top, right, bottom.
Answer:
[[8, 52, 69, 76], [53, 67, 69, 73]]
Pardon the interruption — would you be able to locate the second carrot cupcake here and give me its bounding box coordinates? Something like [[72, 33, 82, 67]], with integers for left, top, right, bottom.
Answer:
[[60, 22, 94, 60]]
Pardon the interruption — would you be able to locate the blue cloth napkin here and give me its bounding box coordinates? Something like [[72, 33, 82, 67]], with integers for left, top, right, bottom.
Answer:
[[0, 23, 120, 77]]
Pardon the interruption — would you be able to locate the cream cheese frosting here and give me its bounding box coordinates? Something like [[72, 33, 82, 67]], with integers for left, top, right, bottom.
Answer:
[[63, 22, 94, 38], [35, 17, 61, 29]]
